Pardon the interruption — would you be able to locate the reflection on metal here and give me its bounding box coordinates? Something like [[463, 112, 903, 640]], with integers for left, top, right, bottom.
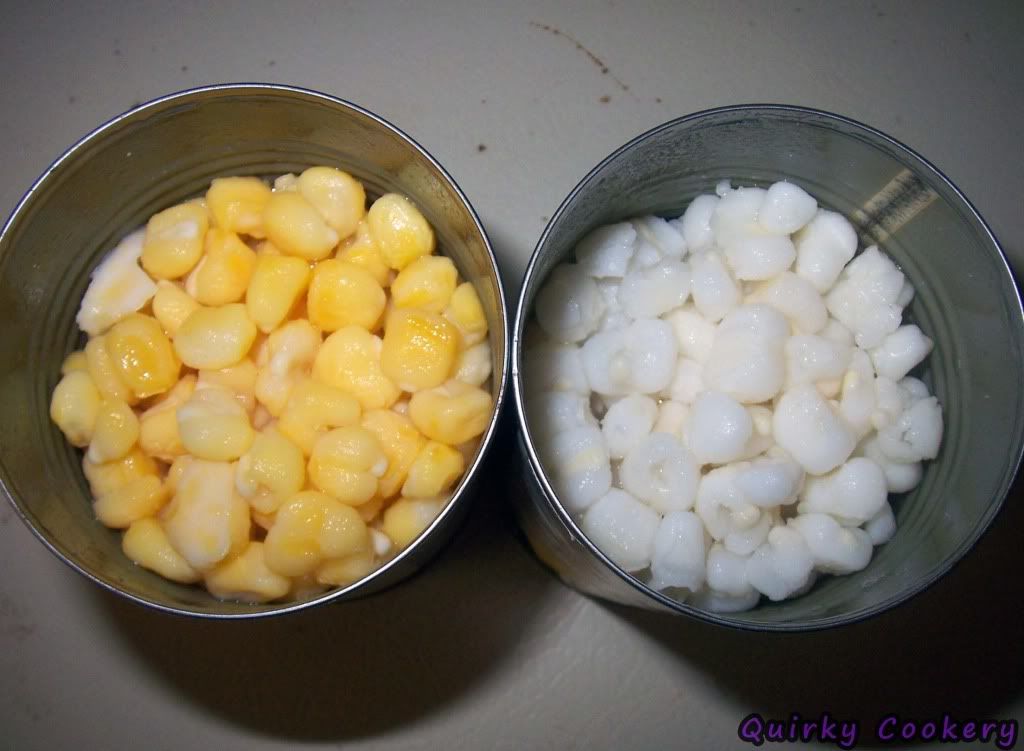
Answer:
[[852, 168, 937, 244]]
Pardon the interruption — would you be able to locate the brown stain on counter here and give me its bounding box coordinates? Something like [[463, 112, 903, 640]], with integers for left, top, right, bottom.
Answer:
[[530, 22, 631, 94]]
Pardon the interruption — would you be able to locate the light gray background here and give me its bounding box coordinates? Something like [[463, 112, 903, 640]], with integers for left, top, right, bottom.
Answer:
[[1, 2, 1021, 749]]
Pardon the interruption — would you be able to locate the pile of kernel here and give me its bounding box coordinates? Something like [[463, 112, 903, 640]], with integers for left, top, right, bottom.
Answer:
[[49, 167, 493, 602]]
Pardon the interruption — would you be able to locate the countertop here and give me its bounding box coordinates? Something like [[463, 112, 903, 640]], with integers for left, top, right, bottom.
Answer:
[[2, 2, 1022, 749]]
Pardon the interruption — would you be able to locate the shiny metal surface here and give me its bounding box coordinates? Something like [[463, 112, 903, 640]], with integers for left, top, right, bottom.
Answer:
[[512, 104, 1024, 631], [0, 84, 508, 618]]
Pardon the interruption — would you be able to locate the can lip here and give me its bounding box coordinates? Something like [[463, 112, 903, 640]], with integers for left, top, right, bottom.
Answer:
[[0, 82, 510, 620], [511, 102, 1024, 632]]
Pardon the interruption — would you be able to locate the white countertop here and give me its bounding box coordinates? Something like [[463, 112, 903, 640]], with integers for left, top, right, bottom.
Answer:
[[2, 2, 1022, 749]]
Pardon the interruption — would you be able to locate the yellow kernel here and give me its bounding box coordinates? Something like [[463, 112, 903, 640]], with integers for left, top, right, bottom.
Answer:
[[164, 454, 193, 495], [455, 438, 481, 467], [297, 166, 366, 240], [61, 350, 88, 375], [443, 281, 489, 346], [177, 386, 254, 461], [83, 448, 159, 498], [307, 259, 386, 332], [141, 202, 209, 279], [313, 326, 400, 410], [263, 490, 369, 577], [138, 374, 196, 461], [161, 458, 250, 571], [390, 255, 458, 313], [174, 303, 257, 369], [252, 509, 277, 532], [107, 313, 181, 399], [94, 475, 169, 529], [356, 495, 385, 523], [277, 378, 361, 455], [336, 219, 390, 286], [206, 176, 272, 237], [360, 409, 426, 500], [408, 380, 492, 445], [315, 550, 376, 587], [252, 404, 274, 430], [381, 309, 459, 392], [367, 193, 435, 270], [50, 370, 101, 447], [402, 441, 465, 498], [246, 254, 311, 333], [152, 281, 201, 337], [263, 192, 339, 261], [307, 426, 387, 506], [122, 517, 200, 584], [452, 340, 493, 387], [204, 542, 291, 603], [192, 228, 257, 306], [254, 319, 321, 416], [85, 334, 137, 405], [197, 357, 258, 413], [382, 497, 445, 549], [86, 398, 139, 464], [273, 173, 298, 192], [235, 427, 306, 514]]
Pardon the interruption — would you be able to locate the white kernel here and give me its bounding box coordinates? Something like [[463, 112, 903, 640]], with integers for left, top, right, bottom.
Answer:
[[875, 395, 943, 463], [527, 391, 596, 438], [676, 194, 718, 251], [773, 384, 856, 474], [869, 325, 933, 380], [759, 181, 818, 234], [689, 250, 741, 322], [723, 234, 796, 281], [793, 210, 857, 292], [618, 260, 690, 319], [686, 390, 753, 465], [575, 223, 636, 278], [798, 457, 888, 524], [524, 343, 590, 394], [746, 272, 827, 334], [712, 186, 765, 247], [705, 543, 755, 598], [620, 433, 699, 513], [703, 305, 788, 403], [541, 425, 612, 513], [634, 215, 686, 260], [662, 357, 705, 404], [746, 526, 815, 601], [789, 513, 872, 574], [535, 264, 605, 343], [601, 394, 658, 459], [653, 400, 689, 438], [581, 489, 661, 572], [649, 511, 708, 592], [664, 307, 716, 363], [784, 334, 851, 388], [864, 502, 897, 545]]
